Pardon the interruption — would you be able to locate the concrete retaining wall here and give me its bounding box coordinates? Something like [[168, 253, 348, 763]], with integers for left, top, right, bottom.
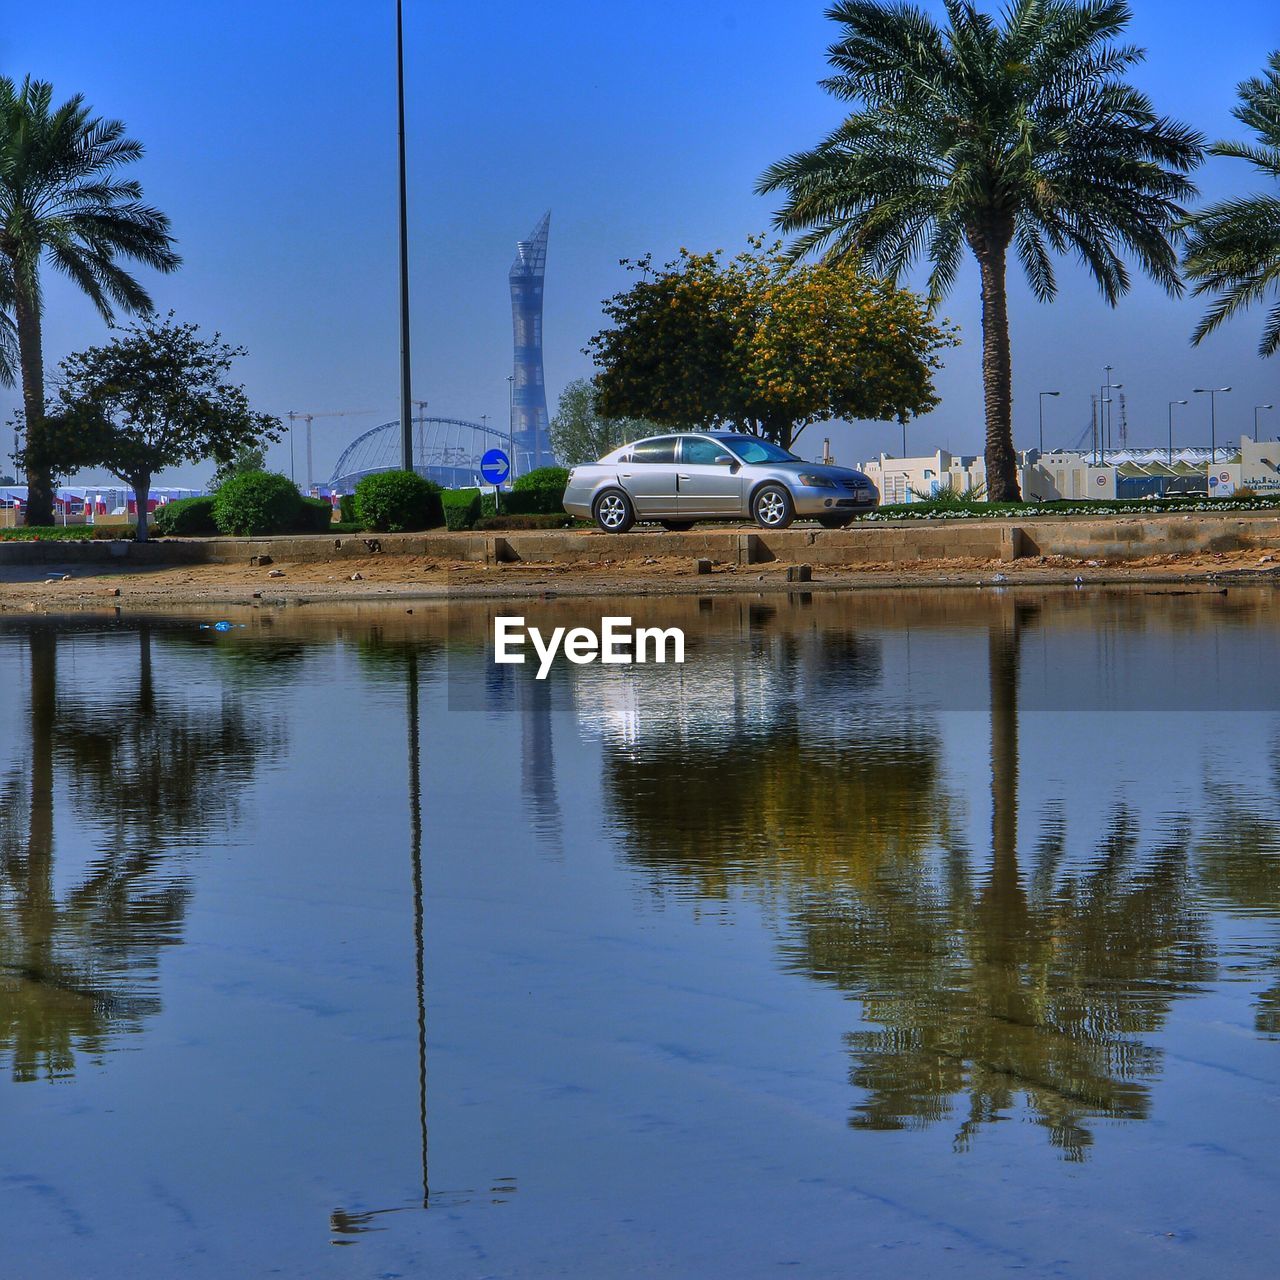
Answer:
[[3, 513, 1278, 570]]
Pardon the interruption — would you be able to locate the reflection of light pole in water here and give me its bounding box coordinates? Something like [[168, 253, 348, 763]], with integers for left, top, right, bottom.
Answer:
[[407, 650, 428, 1207]]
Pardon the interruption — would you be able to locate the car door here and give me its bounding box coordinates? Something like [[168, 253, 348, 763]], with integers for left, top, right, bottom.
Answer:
[[677, 437, 746, 516], [617, 437, 680, 516]]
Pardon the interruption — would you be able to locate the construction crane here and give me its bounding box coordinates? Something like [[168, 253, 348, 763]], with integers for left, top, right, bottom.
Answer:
[[286, 410, 377, 489]]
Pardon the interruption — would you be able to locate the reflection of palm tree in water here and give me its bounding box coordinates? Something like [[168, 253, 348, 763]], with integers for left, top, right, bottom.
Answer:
[[0, 625, 274, 1081], [605, 605, 1213, 1159]]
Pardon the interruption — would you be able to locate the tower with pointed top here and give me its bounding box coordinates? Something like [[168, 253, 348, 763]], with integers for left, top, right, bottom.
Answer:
[[509, 212, 552, 472]]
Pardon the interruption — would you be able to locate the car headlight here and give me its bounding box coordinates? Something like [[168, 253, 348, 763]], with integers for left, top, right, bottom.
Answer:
[[797, 473, 837, 489]]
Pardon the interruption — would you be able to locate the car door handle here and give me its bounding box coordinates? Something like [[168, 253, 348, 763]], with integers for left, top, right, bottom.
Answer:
[[678, 474, 691, 480], [619, 472, 633, 478]]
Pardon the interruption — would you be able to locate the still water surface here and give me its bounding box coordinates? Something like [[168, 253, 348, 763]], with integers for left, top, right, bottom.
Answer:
[[1, 588, 1279, 1278]]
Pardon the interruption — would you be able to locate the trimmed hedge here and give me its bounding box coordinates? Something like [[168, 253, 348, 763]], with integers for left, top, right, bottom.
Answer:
[[339, 494, 357, 524], [0, 526, 113, 541], [213, 471, 303, 536], [296, 496, 336, 533], [442, 488, 482, 531], [509, 465, 570, 514], [152, 496, 218, 536], [354, 470, 444, 532], [475, 512, 581, 531]]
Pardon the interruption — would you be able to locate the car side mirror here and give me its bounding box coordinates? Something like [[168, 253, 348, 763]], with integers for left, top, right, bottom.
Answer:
[[714, 455, 736, 467]]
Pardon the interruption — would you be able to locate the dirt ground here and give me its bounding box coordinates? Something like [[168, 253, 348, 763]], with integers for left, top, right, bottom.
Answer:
[[1, 543, 1278, 612]]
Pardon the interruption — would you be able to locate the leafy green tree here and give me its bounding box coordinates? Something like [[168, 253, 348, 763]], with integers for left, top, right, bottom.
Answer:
[[32, 315, 279, 541], [549, 377, 668, 465], [1185, 52, 1280, 355], [589, 240, 955, 450], [208, 442, 268, 491], [757, 0, 1202, 498], [0, 76, 180, 526]]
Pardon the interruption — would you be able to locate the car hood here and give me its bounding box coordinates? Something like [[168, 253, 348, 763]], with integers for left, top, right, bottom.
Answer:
[[765, 460, 871, 483]]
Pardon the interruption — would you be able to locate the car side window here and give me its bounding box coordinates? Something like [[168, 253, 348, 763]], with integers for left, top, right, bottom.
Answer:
[[681, 438, 734, 466], [631, 438, 678, 464]]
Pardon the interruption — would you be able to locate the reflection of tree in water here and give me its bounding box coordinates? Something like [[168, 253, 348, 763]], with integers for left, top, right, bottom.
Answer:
[[1196, 749, 1280, 1034], [0, 624, 278, 1081], [603, 608, 1213, 1159]]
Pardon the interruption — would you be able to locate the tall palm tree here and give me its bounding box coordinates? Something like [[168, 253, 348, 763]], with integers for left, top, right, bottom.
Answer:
[[0, 77, 180, 526], [1184, 53, 1280, 356], [757, 0, 1201, 501]]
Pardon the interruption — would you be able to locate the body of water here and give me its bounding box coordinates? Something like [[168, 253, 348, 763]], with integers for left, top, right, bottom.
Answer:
[[1, 587, 1278, 1277]]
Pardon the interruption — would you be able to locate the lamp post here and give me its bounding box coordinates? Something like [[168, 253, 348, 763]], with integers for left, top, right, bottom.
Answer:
[[1100, 368, 1122, 463], [1255, 404, 1274, 442], [1038, 391, 1060, 454], [1193, 387, 1231, 469], [507, 374, 515, 476], [1168, 399, 1187, 465], [396, 0, 414, 472]]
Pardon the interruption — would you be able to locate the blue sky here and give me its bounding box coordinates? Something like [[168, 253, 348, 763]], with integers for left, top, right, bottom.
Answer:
[[5, 0, 1280, 484]]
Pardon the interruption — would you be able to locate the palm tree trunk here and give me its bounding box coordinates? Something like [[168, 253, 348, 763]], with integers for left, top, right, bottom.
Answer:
[[972, 232, 1022, 503], [13, 278, 53, 527]]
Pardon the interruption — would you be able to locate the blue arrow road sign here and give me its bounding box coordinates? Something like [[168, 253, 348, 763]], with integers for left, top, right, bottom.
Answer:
[[481, 449, 511, 485]]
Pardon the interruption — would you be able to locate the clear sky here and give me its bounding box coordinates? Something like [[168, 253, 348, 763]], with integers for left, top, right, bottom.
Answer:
[[5, 0, 1280, 486]]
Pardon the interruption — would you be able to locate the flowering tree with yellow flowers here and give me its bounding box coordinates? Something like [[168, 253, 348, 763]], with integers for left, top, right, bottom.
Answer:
[[588, 239, 957, 450]]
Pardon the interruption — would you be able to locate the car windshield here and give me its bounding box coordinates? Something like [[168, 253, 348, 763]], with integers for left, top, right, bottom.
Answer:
[[720, 436, 799, 464]]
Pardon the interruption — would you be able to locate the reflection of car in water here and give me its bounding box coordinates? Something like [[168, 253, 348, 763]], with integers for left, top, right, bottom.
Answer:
[[562, 432, 879, 532]]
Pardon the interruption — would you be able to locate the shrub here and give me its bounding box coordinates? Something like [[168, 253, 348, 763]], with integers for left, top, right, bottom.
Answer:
[[442, 488, 482, 530], [212, 470, 303, 536], [152, 495, 218, 536], [475, 512, 582, 530], [510, 465, 570, 514], [339, 494, 357, 524], [354, 470, 443, 532], [296, 496, 336, 533]]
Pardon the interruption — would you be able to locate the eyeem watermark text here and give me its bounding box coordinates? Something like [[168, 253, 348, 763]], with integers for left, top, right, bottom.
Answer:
[[494, 616, 685, 679]]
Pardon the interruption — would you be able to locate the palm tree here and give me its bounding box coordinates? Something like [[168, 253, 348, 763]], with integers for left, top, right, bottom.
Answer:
[[757, 0, 1201, 501], [1184, 53, 1280, 356], [0, 77, 180, 526]]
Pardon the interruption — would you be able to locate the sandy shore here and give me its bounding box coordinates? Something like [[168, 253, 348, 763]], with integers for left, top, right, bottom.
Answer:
[[1, 543, 1278, 612]]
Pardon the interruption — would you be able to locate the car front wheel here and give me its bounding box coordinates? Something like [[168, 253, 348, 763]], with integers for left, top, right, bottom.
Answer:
[[593, 488, 635, 533], [752, 483, 794, 530]]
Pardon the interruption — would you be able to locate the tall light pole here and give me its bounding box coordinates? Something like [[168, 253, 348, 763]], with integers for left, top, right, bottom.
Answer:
[[1194, 386, 1231, 468], [1255, 403, 1274, 442], [1100, 368, 1122, 464], [1168, 399, 1187, 466], [507, 374, 515, 474], [1038, 391, 1060, 454], [396, 0, 414, 472]]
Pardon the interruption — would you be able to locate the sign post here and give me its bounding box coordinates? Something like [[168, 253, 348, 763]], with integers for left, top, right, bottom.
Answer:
[[481, 449, 511, 516]]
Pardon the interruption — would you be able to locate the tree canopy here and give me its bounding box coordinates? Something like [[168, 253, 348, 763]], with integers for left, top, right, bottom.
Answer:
[[1184, 51, 1280, 356], [549, 377, 667, 465], [757, 0, 1201, 498], [587, 240, 956, 450], [36, 314, 278, 540]]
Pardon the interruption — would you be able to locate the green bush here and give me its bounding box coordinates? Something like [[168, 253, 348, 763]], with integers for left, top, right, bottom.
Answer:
[[354, 470, 443, 532], [475, 512, 582, 530], [510, 465, 570, 514], [339, 494, 357, 524], [212, 470, 303, 536], [296, 496, 336, 533], [442, 488, 482, 530], [152, 495, 218, 536]]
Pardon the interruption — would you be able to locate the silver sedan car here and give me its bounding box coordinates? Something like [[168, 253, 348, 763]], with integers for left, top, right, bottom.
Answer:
[[562, 431, 879, 532]]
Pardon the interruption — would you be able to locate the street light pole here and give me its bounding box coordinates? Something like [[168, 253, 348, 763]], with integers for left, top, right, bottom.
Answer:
[[1255, 404, 1274, 442], [396, 0, 414, 473], [507, 374, 515, 476], [1194, 387, 1232, 483], [1100, 369, 1122, 464], [1038, 391, 1060, 454], [1168, 399, 1187, 466]]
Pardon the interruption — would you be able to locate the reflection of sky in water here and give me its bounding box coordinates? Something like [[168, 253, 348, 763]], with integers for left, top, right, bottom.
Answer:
[[0, 592, 1278, 1278]]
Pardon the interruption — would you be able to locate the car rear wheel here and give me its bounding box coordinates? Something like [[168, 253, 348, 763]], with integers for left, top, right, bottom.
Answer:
[[816, 514, 855, 530], [659, 520, 695, 532], [752, 483, 794, 530], [593, 488, 635, 533]]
